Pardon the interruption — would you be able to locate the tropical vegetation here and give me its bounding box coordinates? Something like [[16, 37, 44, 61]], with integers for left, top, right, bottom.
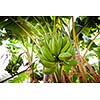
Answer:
[[0, 16, 100, 83]]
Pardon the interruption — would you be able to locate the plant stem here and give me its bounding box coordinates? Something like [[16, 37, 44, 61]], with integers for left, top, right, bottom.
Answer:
[[72, 16, 79, 50], [53, 16, 56, 34], [53, 72, 58, 83], [0, 67, 30, 83], [77, 63, 87, 82], [82, 57, 100, 82], [83, 32, 100, 58]]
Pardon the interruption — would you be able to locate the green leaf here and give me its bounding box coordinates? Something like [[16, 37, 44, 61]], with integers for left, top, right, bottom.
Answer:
[[63, 65, 71, 73], [50, 16, 54, 20], [68, 59, 79, 66], [58, 52, 72, 61], [9, 73, 30, 83], [72, 74, 78, 82]]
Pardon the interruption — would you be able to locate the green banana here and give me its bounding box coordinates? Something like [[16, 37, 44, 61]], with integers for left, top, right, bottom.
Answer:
[[48, 35, 58, 56], [58, 52, 72, 61], [66, 41, 75, 56], [44, 34, 51, 49], [39, 52, 57, 68], [56, 33, 63, 55], [61, 38, 71, 53], [39, 49, 48, 61], [51, 36, 58, 55], [66, 41, 73, 52], [48, 39, 53, 53], [40, 58, 56, 68], [62, 34, 68, 47], [41, 46, 56, 62], [68, 46, 73, 54]]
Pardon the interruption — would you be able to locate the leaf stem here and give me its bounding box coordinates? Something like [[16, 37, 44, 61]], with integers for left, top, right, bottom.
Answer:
[[72, 16, 79, 50], [53, 16, 56, 34]]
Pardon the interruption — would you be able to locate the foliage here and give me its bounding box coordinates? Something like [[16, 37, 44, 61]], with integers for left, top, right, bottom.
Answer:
[[9, 72, 30, 83]]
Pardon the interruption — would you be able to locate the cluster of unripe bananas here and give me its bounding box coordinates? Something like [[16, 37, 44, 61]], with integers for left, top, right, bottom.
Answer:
[[5, 54, 23, 76], [38, 33, 77, 74]]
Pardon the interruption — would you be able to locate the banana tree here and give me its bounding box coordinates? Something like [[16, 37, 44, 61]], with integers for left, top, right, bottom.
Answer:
[[0, 16, 100, 83]]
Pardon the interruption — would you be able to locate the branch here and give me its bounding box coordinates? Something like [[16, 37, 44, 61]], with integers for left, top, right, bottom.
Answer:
[[0, 67, 30, 83], [76, 17, 93, 38], [0, 60, 37, 83], [83, 32, 100, 58]]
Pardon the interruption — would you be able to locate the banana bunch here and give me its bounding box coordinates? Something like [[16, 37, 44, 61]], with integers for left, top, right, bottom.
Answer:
[[38, 33, 76, 74], [5, 54, 23, 76]]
